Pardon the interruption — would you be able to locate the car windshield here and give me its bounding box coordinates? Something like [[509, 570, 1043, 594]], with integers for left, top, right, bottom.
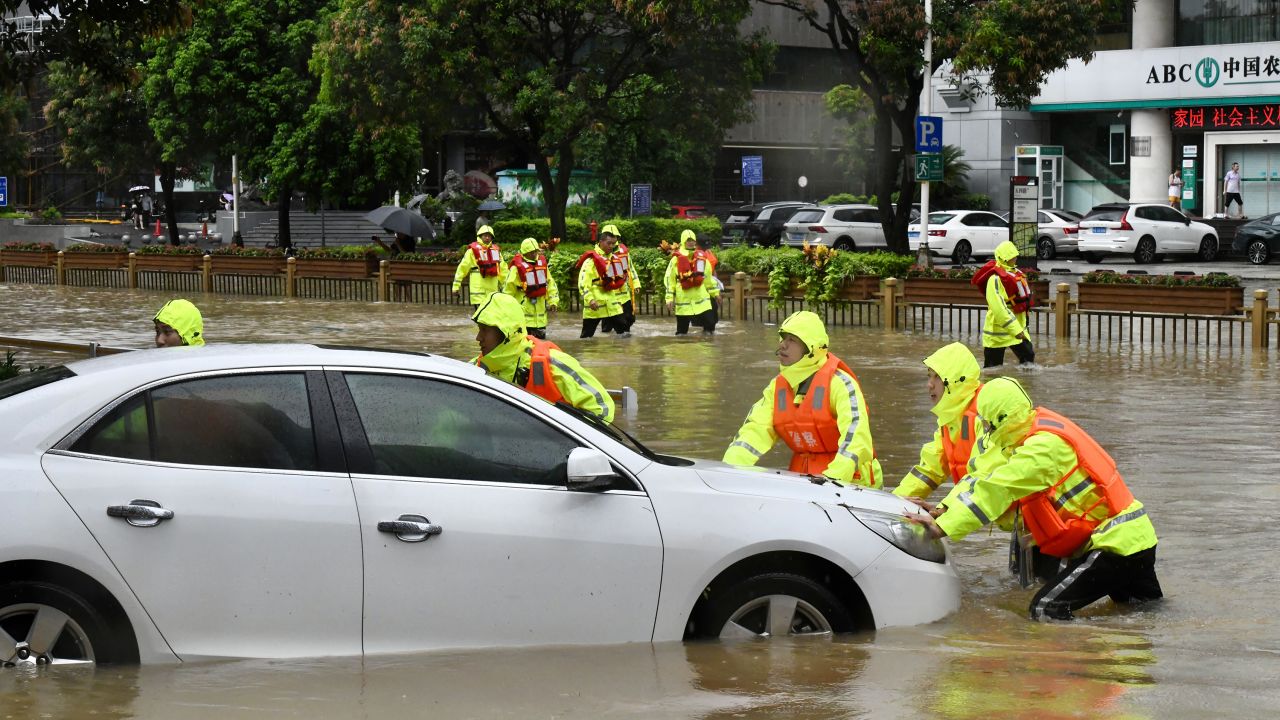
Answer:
[[554, 401, 692, 466], [790, 210, 823, 224], [0, 365, 76, 402], [1083, 207, 1126, 222]]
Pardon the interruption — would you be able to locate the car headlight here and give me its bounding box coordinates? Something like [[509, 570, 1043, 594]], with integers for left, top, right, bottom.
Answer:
[[853, 511, 947, 564]]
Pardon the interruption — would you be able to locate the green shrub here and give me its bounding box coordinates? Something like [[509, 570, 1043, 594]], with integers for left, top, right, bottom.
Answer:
[[64, 243, 125, 253], [40, 206, 62, 222], [819, 193, 871, 205], [210, 245, 285, 257], [482, 219, 590, 246], [136, 244, 205, 255], [297, 245, 378, 259], [1, 241, 56, 252], [1081, 270, 1240, 287], [387, 249, 463, 264]]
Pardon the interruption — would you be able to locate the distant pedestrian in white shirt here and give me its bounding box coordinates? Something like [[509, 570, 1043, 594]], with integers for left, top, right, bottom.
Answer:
[[1223, 162, 1244, 218], [1167, 170, 1183, 211]]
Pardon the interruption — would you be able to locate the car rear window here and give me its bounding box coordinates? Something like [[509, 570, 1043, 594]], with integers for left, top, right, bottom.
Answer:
[[1083, 207, 1126, 222], [726, 211, 757, 223], [0, 366, 76, 401], [790, 210, 823, 224], [928, 213, 955, 224]]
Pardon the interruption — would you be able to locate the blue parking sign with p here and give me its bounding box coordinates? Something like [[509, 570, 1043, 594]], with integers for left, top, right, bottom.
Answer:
[[915, 116, 943, 153], [0, 176, 7, 207]]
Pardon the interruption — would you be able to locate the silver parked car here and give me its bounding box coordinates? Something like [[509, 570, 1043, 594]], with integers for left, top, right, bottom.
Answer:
[[1001, 209, 1084, 260]]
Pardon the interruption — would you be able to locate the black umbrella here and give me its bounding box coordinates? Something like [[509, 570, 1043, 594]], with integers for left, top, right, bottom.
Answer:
[[477, 199, 506, 212], [364, 206, 436, 238]]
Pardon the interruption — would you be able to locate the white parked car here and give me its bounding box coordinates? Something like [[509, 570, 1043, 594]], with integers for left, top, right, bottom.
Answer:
[[783, 204, 886, 251], [908, 210, 1009, 263], [0, 345, 960, 665], [1077, 202, 1219, 263]]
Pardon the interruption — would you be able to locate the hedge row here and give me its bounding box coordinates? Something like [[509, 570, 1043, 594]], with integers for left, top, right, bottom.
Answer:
[[473, 217, 722, 249]]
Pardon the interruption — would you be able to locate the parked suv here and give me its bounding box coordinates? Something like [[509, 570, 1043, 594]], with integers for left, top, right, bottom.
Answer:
[[782, 204, 887, 251], [1077, 203, 1218, 263], [721, 202, 816, 247]]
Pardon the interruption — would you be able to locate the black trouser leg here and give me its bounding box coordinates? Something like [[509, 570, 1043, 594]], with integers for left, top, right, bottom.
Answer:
[[602, 315, 625, 335], [580, 318, 601, 338], [1029, 547, 1162, 620], [700, 306, 717, 334], [983, 346, 1007, 368], [528, 326, 547, 339], [1011, 339, 1036, 365], [675, 315, 693, 335], [621, 300, 635, 331]]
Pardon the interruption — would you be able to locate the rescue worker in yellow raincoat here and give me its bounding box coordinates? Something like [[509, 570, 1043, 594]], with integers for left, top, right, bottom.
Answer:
[[663, 229, 719, 335], [907, 377, 1162, 620], [979, 240, 1035, 367], [893, 342, 984, 498], [603, 225, 640, 336], [471, 292, 615, 423], [452, 225, 506, 309], [575, 230, 626, 338], [722, 310, 882, 488], [504, 237, 559, 339], [153, 299, 205, 347]]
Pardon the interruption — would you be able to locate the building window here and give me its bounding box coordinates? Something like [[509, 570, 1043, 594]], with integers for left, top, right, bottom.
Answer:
[[1110, 125, 1128, 165], [1178, 0, 1280, 46]]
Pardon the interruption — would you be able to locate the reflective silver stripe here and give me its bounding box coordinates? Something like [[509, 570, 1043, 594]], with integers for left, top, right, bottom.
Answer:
[[1052, 477, 1094, 510], [729, 439, 764, 458], [811, 386, 826, 411], [548, 356, 608, 419], [1033, 550, 1101, 620], [1001, 315, 1016, 327], [959, 419, 970, 441], [983, 330, 1012, 337], [1098, 507, 1147, 533], [911, 468, 940, 490], [1038, 418, 1066, 429], [776, 387, 788, 412], [975, 436, 988, 455], [955, 490, 990, 525], [832, 372, 862, 463]]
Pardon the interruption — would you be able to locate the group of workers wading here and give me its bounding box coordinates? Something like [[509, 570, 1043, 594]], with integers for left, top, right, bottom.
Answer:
[[149, 232, 1158, 622]]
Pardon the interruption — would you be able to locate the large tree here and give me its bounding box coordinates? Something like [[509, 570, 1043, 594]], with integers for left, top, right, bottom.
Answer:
[[315, 0, 769, 240], [763, 0, 1128, 253]]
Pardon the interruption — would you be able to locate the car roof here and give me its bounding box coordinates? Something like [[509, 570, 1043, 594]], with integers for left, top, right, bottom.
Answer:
[[815, 203, 876, 210], [734, 201, 813, 211]]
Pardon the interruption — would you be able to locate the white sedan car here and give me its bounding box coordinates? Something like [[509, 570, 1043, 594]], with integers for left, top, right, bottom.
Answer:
[[908, 210, 1010, 263], [1077, 202, 1219, 263], [0, 345, 959, 665]]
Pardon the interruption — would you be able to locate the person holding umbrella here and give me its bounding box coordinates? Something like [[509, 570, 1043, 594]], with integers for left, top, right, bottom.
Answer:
[[453, 225, 505, 310], [363, 205, 435, 257]]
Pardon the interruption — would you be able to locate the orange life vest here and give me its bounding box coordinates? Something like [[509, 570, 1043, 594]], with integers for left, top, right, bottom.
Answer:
[[510, 254, 549, 299], [470, 241, 502, 277], [676, 250, 708, 290], [576, 249, 628, 291], [772, 353, 876, 484], [939, 394, 980, 483], [972, 260, 1034, 313], [1016, 408, 1136, 558], [523, 337, 565, 404]]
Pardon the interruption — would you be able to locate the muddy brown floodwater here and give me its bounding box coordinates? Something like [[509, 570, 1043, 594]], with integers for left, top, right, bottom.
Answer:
[[2, 283, 1279, 718]]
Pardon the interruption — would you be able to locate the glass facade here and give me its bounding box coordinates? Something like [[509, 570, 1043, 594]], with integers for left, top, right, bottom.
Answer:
[[1178, 0, 1280, 46]]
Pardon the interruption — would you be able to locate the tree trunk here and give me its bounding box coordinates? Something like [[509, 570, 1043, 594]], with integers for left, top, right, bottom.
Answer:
[[533, 151, 571, 241], [277, 186, 292, 251], [159, 162, 180, 246]]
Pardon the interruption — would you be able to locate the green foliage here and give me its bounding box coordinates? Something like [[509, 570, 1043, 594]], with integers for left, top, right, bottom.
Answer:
[[0, 351, 18, 381], [589, 218, 722, 248], [823, 85, 876, 191], [0, 86, 28, 173], [1, 242, 56, 252], [210, 245, 285, 257], [386, 249, 463, 264], [40, 206, 63, 222], [297, 245, 378, 259], [1081, 271, 1241, 288], [136, 244, 204, 255], [64, 243, 125, 253], [819, 193, 873, 205], [486, 219, 590, 247]]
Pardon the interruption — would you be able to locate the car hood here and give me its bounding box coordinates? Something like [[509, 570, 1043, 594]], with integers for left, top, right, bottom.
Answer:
[[688, 459, 915, 516]]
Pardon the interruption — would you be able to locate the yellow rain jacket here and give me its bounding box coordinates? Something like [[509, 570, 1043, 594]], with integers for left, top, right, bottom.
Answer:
[[935, 378, 1157, 556], [503, 237, 559, 329], [578, 242, 624, 321], [154, 299, 205, 346], [722, 311, 882, 487], [894, 342, 983, 498], [471, 292, 615, 423], [664, 229, 719, 316], [453, 226, 507, 298], [983, 241, 1028, 349]]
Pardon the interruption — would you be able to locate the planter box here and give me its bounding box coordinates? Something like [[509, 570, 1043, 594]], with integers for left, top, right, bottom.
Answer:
[[904, 277, 1051, 305], [834, 275, 882, 300], [0, 250, 56, 267], [62, 252, 128, 269], [210, 255, 286, 275], [134, 254, 203, 272], [388, 261, 455, 283], [1077, 282, 1244, 316], [294, 256, 376, 279]]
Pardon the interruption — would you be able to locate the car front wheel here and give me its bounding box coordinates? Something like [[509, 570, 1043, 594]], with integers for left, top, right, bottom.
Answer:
[[1197, 235, 1218, 262], [1134, 236, 1158, 264], [1248, 239, 1271, 265], [1037, 237, 1056, 260], [694, 572, 856, 640], [0, 581, 135, 666]]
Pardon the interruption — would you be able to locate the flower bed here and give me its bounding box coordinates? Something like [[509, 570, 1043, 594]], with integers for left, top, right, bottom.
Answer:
[[1, 242, 58, 267], [903, 266, 1049, 305], [134, 245, 206, 271], [209, 246, 286, 274], [63, 245, 128, 269], [1078, 271, 1244, 315], [294, 246, 378, 278]]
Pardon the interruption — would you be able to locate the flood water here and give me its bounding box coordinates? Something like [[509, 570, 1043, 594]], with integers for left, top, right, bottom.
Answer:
[[2, 283, 1279, 718]]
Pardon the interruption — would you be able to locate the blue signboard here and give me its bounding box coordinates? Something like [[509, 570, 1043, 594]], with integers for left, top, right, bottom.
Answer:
[[629, 183, 652, 216], [0, 176, 7, 207], [741, 155, 763, 187], [915, 116, 943, 153]]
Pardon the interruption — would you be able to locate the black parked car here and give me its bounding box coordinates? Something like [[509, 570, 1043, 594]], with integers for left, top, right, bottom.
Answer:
[[721, 202, 816, 247], [1232, 213, 1280, 264]]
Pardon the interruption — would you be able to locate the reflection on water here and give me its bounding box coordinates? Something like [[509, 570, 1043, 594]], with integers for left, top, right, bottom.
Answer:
[[2, 284, 1280, 718]]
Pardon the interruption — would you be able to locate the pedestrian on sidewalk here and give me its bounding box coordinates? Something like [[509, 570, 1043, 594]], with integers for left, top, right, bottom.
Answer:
[[1223, 161, 1245, 218]]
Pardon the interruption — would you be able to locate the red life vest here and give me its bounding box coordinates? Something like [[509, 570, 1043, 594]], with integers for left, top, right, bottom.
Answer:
[[972, 260, 1034, 313], [1016, 408, 1136, 558], [469, 241, 502, 277], [576, 249, 628, 291], [939, 393, 980, 483], [524, 337, 565, 404], [510, 254, 549, 299], [612, 242, 633, 286], [676, 250, 708, 290], [772, 353, 876, 484]]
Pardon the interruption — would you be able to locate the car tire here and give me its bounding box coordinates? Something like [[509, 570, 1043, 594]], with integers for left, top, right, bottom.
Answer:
[[693, 572, 856, 640], [1037, 237, 1056, 260], [1197, 235, 1218, 262], [1133, 236, 1157, 264], [0, 581, 136, 665], [1247, 239, 1271, 265], [951, 240, 972, 264], [833, 237, 855, 251], [1084, 253, 1103, 264]]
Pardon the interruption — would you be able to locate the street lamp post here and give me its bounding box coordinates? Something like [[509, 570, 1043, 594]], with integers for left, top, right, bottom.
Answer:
[[917, 0, 934, 270]]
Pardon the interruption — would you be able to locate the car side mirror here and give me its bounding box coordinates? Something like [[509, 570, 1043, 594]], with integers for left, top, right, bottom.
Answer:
[[566, 447, 622, 492]]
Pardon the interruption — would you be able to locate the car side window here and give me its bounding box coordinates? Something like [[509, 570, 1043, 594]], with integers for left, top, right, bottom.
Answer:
[[343, 373, 581, 485], [849, 209, 876, 223], [1135, 206, 1157, 221], [962, 214, 986, 226], [72, 373, 318, 471]]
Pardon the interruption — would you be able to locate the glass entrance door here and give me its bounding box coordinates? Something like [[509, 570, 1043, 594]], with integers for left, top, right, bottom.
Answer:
[[1221, 146, 1280, 217]]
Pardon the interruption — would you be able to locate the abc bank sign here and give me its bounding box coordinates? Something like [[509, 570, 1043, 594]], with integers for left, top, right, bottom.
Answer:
[[1032, 41, 1280, 110]]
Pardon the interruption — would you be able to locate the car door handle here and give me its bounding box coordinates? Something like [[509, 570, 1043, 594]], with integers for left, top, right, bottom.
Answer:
[[377, 514, 443, 543], [106, 499, 174, 528]]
